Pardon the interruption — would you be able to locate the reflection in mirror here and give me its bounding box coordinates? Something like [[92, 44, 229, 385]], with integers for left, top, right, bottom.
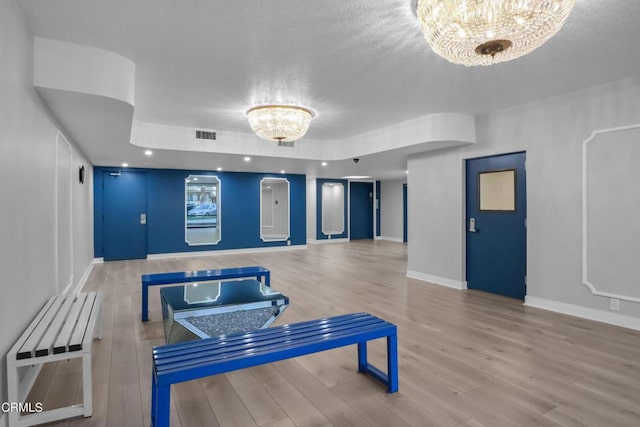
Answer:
[[260, 178, 290, 242], [321, 182, 344, 235], [185, 175, 220, 245]]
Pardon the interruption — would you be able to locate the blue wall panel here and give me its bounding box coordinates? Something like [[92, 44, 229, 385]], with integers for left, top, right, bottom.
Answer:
[[94, 167, 306, 257], [315, 178, 349, 240]]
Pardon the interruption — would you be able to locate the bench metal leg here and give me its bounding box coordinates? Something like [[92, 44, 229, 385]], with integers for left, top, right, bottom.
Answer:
[[387, 334, 399, 393], [82, 352, 93, 417], [96, 300, 104, 340], [356, 336, 399, 393], [357, 341, 368, 373], [7, 358, 19, 427], [142, 284, 149, 322], [153, 384, 171, 427], [263, 272, 271, 287], [151, 370, 157, 427]]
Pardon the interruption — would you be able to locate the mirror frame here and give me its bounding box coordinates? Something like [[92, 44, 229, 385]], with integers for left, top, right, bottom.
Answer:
[[260, 177, 290, 242], [185, 174, 221, 246], [321, 182, 345, 236]]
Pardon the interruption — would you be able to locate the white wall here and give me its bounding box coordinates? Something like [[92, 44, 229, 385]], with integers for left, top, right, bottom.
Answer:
[[379, 179, 405, 242], [0, 0, 94, 406], [408, 75, 640, 325]]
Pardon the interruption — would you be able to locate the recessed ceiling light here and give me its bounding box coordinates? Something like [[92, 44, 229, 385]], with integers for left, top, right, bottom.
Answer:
[[405, 170, 409, 174], [244, 156, 251, 162], [144, 150, 153, 156], [280, 170, 286, 174], [217, 167, 222, 171], [193, 177, 198, 181], [321, 162, 328, 167], [122, 163, 128, 167]]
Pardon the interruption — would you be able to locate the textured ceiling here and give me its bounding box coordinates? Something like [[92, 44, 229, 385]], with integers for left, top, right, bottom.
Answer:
[[18, 0, 640, 177]]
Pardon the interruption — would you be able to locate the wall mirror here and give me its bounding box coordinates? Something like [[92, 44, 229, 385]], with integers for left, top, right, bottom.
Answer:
[[260, 178, 290, 242], [321, 182, 344, 236], [185, 175, 220, 245]]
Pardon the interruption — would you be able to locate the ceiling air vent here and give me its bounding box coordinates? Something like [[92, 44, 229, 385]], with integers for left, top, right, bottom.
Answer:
[[278, 140, 295, 148], [195, 129, 216, 140]]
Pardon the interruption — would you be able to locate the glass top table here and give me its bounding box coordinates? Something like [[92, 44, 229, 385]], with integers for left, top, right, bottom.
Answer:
[[160, 279, 289, 344]]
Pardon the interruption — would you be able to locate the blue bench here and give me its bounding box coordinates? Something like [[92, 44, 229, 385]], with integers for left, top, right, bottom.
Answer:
[[141, 266, 270, 321], [151, 312, 399, 427]]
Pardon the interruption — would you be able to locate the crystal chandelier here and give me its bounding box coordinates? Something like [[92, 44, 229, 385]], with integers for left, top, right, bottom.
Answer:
[[416, 0, 576, 66], [245, 105, 314, 143]]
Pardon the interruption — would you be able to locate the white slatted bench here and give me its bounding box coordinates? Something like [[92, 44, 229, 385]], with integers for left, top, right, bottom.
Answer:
[[6, 291, 103, 427]]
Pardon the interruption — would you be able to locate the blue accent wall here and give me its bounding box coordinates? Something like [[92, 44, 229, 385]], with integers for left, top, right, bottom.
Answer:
[[94, 167, 306, 257], [315, 178, 348, 240]]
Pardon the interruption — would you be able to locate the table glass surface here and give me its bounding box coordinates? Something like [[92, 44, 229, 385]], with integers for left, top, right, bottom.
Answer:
[[160, 279, 289, 344]]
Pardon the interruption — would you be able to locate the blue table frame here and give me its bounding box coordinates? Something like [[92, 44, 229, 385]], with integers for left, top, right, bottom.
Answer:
[[141, 266, 270, 321]]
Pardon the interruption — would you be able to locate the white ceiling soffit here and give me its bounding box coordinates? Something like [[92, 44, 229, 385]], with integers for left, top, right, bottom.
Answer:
[[32, 36, 475, 168], [130, 113, 475, 161], [33, 37, 135, 163]]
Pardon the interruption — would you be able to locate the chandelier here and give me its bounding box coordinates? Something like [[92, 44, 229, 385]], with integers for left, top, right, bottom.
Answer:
[[416, 0, 576, 66], [245, 105, 314, 143]]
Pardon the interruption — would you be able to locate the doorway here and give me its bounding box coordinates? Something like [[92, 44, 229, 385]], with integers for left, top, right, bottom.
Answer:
[[103, 170, 148, 261], [349, 181, 374, 240], [403, 183, 408, 243], [465, 152, 526, 299]]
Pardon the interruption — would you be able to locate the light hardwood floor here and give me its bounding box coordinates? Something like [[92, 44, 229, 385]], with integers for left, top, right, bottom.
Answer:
[[29, 240, 640, 426]]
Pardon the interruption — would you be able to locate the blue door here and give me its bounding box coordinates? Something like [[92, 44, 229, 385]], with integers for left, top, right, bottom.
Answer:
[[466, 152, 526, 299], [403, 183, 408, 243], [103, 171, 147, 261], [349, 182, 373, 240]]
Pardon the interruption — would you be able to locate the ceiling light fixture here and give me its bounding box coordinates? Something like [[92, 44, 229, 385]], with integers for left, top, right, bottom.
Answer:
[[144, 149, 153, 156], [244, 156, 251, 162], [416, 0, 575, 66], [245, 105, 314, 143]]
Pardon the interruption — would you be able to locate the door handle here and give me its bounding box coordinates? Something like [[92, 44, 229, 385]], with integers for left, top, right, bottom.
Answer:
[[469, 217, 477, 232], [140, 213, 147, 225]]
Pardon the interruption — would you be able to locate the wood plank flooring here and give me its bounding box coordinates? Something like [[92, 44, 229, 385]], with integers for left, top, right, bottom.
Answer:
[[28, 240, 640, 426]]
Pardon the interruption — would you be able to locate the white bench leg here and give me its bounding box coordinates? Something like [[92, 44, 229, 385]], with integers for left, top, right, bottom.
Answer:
[[82, 353, 93, 417], [96, 301, 104, 340], [7, 360, 19, 427]]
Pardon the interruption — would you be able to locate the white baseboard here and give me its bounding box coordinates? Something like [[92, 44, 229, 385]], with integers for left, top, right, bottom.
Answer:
[[69, 259, 98, 294], [406, 270, 467, 290], [307, 238, 349, 244], [147, 244, 307, 260], [525, 296, 640, 331], [375, 236, 404, 243]]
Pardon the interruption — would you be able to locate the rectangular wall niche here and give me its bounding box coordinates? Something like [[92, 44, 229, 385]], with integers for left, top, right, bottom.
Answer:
[[261, 178, 290, 242], [322, 182, 344, 235]]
